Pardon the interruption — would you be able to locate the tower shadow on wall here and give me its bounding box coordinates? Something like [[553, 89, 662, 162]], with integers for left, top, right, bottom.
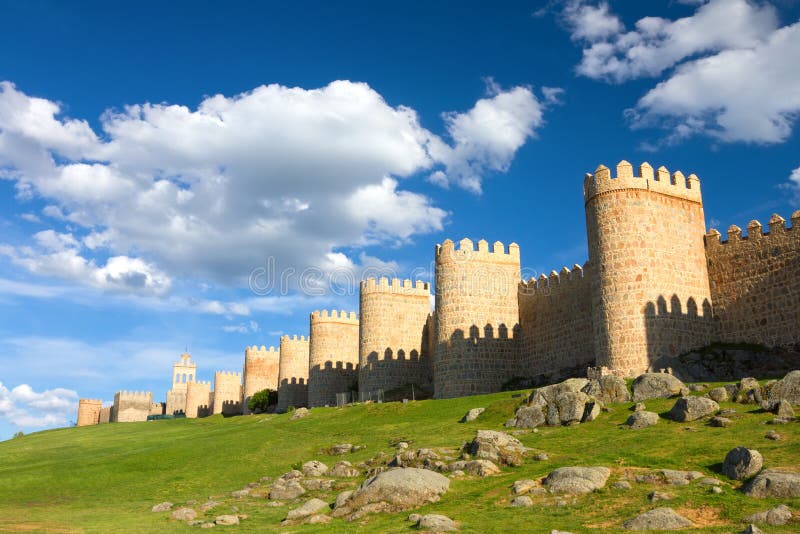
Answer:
[[278, 377, 308, 409], [363, 348, 434, 399], [437, 323, 521, 397], [645, 294, 715, 378], [309, 360, 358, 406]]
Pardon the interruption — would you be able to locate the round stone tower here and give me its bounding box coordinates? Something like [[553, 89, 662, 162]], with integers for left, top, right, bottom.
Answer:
[[434, 238, 521, 398], [242, 345, 280, 414], [308, 310, 359, 408], [358, 278, 433, 397], [276, 334, 310, 412], [77, 398, 102, 426], [584, 160, 712, 376]]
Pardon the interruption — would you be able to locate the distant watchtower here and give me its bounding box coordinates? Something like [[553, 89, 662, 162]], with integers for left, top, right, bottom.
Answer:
[[584, 161, 713, 376], [166, 352, 196, 415]]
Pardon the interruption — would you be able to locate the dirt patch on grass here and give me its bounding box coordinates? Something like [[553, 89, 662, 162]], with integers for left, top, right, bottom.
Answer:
[[0, 522, 81, 533], [676, 505, 729, 527]]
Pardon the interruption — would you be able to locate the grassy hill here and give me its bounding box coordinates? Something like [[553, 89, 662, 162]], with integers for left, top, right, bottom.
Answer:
[[0, 386, 798, 533]]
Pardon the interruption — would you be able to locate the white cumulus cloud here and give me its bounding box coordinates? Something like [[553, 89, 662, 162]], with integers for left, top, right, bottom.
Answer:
[[0, 382, 79, 430], [0, 79, 548, 297]]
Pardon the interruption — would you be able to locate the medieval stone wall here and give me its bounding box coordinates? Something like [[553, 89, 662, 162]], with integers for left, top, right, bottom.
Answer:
[[358, 278, 433, 396], [242, 345, 280, 414], [212, 371, 242, 415], [434, 238, 521, 398], [112, 391, 152, 423], [98, 406, 111, 424], [705, 212, 800, 347], [277, 335, 309, 412], [518, 263, 595, 378], [186, 380, 212, 418], [585, 161, 712, 376], [309, 310, 359, 407], [165, 390, 186, 415], [77, 399, 102, 426]]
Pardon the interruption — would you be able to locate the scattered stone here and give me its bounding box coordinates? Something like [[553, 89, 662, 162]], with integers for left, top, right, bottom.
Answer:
[[697, 477, 722, 486], [775, 399, 795, 419], [302, 478, 335, 491], [708, 387, 729, 403], [625, 411, 659, 429], [306, 514, 331, 524], [635, 473, 661, 485], [230, 489, 249, 498], [408, 513, 422, 523], [622, 507, 693, 530], [510, 495, 533, 507], [648, 491, 673, 502], [768, 370, 800, 406], [200, 501, 221, 512], [449, 459, 500, 477], [613, 481, 632, 490], [200, 523, 215, 529], [533, 452, 549, 461], [743, 469, 800, 498], [450, 470, 465, 478], [581, 375, 631, 404], [550, 531, 574, 534], [286, 498, 329, 520], [740, 524, 763, 534], [529, 378, 589, 407], [689, 383, 707, 392], [719, 408, 737, 415], [280, 469, 304, 481], [722, 447, 763, 480], [711, 486, 722, 494], [743, 504, 792, 526], [582, 400, 602, 422], [736, 378, 763, 404], [396, 441, 409, 449], [464, 430, 526, 467], [768, 417, 791, 424], [461, 407, 485, 422], [330, 461, 360, 478], [302, 460, 329, 477], [544, 466, 611, 494], [214, 515, 239, 526], [632, 402, 646, 412], [269, 479, 306, 500], [151, 502, 172, 512], [330, 443, 354, 455], [290, 407, 309, 420], [334, 490, 353, 509], [661, 470, 703, 486], [171, 508, 197, 521], [668, 396, 719, 422], [513, 479, 537, 494], [765, 430, 782, 441], [710, 416, 733, 427], [512, 406, 545, 429], [334, 467, 450, 518], [418, 514, 457, 532], [631, 373, 688, 401]]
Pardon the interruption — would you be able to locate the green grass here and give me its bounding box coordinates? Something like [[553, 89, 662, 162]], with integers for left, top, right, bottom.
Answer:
[[0, 387, 798, 533]]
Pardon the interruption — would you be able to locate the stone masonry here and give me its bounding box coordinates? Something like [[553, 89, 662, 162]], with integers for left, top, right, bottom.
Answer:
[[308, 310, 359, 408], [358, 278, 433, 396], [212, 371, 242, 415], [112, 391, 152, 423], [277, 335, 310, 412], [242, 345, 280, 414], [77, 399, 102, 426]]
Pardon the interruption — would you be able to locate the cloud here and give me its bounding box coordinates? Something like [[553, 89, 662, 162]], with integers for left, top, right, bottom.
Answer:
[[784, 166, 800, 203], [0, 79, 546, 298], [563, 1, 622, 42], [560, 0, 800, 145], [0, 382, 78, 429], [630, 22, 800, 144], [428, 85, 546, 193], [222, 320, 259, 334]]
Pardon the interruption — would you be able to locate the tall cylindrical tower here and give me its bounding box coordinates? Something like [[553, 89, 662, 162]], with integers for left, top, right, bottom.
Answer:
[[212, 371, 242, 415], [186, 380, 212, 418], [358, 278, 433, 397], [584, 160, 712, 376], [242, 345, 280, 414], [276, 335, 310, 412], [308, 310, 359, 407], [434, 238, 521, 398]]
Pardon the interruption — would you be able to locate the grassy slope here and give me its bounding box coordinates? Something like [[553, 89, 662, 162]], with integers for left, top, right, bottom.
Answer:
[[0, 388, 798, 533]]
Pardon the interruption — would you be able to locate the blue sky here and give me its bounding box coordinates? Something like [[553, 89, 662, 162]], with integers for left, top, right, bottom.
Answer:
[[1, 0, 799, 439]]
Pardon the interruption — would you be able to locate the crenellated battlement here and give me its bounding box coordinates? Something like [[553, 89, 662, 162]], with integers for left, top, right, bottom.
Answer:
[[79, 398, 103, 405], [519, 263, 591, 295], [583, 160, 702, 204], [360, 277, 430, 297], [114, 390, 152, 400], [310, 309, 359, 324], [191, 380, 211, 387], [214, 370, 242, 379], [281, 334, 308, 342], [705, 211, 800, 247], [245, 344, 278, 356], [436, 238, 520, 264]]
